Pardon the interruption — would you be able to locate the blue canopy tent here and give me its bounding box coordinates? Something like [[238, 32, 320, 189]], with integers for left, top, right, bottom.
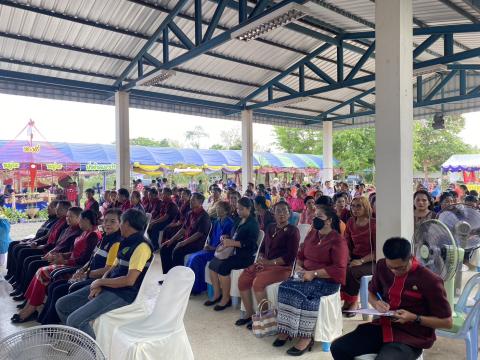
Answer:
[[0, 140, 336, 173]]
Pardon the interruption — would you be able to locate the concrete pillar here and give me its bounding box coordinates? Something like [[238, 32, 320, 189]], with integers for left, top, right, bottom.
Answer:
[[241, 109, 254, 191], [115, 91, 131, 190], [375, 0, 414, 259], [322, 120, 333, 182]]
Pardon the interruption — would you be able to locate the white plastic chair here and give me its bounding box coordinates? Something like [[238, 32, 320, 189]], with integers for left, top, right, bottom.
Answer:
[[143, 213, 152, 241], [355, 354, 423, 360], [93, 255, 162, 355], [437, 273, 480, 360], [297, 224, 311, 245], [230, 230, 265, 306], [109, 266, 195, 360]]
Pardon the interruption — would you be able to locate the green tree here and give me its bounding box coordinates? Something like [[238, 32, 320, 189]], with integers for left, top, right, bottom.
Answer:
[[413, 115, 474, 178], [333, 127, 376, 176], [210, 144, 226, 150], [185, 126, 208, 149], [210, 129, 242, 150], [272, 127, 322, 153], [129, 137, 171, 147]]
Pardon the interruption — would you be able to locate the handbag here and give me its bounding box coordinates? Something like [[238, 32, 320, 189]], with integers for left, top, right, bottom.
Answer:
[[214, 244, 234, 260], [252, 299, 278, 338]]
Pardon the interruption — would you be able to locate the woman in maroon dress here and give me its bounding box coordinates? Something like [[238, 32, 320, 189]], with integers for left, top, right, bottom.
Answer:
[[341, 196, 376, 315]]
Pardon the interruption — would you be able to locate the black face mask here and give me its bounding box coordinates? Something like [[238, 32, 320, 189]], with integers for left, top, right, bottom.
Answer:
[[313, 217, 325, 230]]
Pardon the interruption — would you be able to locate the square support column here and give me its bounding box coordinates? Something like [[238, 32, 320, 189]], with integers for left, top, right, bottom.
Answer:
[[115, 91, 131, 190], [241, 109, 254, 190], [375, 0, 414, 258], [322, 120, 333, 182]]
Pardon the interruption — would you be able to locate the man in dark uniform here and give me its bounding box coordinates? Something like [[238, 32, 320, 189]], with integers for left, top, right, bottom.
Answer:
[[331, 237, 452, 360]]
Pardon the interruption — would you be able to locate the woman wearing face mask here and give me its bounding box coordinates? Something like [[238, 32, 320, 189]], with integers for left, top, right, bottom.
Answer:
[[414, 190, 436, 231], [273, 205, 348, 356]]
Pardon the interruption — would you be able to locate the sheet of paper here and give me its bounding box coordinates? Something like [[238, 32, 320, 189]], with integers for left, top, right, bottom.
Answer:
[[343, 308, 395, 317]]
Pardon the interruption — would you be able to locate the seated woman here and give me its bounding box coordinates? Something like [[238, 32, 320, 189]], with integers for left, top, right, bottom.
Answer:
[[55, 209, 152, 339], [299, 196, 315, 225], [414, 190, 436, 231], [130, 190, 145, 212], [236, 201, 299, 329], [37, 209, 122, 325], [333, 192, 351, 224], [255, 195, 275, 231], [206, 197, 259, 311], [11, 210, 100, 323], [100, 190, 111, 218], [273, 205, 348, 355], [341, 196, 376, 315], [186, 201, 234, 294]]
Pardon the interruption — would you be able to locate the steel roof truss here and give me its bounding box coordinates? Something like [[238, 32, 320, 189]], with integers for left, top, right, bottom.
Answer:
[[121, 0, 302, 90]]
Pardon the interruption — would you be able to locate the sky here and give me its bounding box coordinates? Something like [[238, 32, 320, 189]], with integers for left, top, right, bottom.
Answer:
[[0, 93, 479, 149]]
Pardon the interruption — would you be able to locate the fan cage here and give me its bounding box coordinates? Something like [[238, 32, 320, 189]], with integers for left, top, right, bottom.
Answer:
[[0, 325, 106, 360]]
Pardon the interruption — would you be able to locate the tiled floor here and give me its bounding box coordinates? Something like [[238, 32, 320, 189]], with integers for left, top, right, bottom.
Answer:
[[0, 223, 474, 360]]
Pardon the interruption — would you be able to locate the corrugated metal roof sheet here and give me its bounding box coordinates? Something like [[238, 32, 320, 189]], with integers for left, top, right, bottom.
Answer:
[[0, 0, 478, 130]]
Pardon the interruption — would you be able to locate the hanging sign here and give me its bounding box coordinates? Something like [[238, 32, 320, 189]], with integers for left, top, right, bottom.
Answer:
[[85, 162, 117, 171], [46, 163, 63, 171], [2, 162, 20, 170], [23, 145, 41, 153]]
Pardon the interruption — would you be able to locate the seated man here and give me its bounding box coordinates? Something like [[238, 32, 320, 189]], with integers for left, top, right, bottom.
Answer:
[[115, 188, 131, 213], [160, 192, 211, 273], [147, 187, 178, 250], [56, 208, 153, 339], [8, 201, 70, 290], [5, 200, 59, 281], [11, 206, 83, 301], [331, 237, 452, 360]]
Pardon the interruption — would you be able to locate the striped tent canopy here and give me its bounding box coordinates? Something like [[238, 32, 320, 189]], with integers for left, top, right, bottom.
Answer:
[[442, 154, 480, 172], [0, 140, 337, 172]]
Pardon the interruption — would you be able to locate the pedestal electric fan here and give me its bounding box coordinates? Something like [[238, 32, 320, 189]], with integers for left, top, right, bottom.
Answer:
[[0, 325, 106, 360]]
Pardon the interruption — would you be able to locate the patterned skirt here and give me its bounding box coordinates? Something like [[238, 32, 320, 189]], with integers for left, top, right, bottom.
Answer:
[[277, 278, 340, 338]]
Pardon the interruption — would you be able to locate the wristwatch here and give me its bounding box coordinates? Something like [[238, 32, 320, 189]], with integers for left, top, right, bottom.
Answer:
[[414, 314, 422, 325], [314, 271, 318, 278]]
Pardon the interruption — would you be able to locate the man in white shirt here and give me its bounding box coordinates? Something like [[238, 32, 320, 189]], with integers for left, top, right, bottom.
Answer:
[[323, 180, 335, 197]]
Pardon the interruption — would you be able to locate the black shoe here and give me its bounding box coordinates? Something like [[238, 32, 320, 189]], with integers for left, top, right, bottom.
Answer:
[[5, 274, 13, 281], [286, 339, 314, 356], [9, 289, 21, 297], [13, 294, 25, 302], [235, 317, 252, 326], [11, 311, 38, 324], [246, 322, 253, 330], [204, 296, 222, 307], [8, 277, 16, 285], [213, 299, 232, 311], [16, 300, 27, 309], [273, 337, 290, 347]]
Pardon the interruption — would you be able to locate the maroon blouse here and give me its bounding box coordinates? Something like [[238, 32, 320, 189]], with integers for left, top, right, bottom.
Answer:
[[297, 229, 348, 285], [344, 217, 376, 259], [260, 223, 299, 266]]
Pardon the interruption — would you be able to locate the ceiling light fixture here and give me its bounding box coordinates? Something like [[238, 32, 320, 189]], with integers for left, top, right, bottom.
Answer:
[[232, 4, 307, 42], [137, 70, 176, 87], [269, 96, 308, 108], [413, 64, 448, 77]]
